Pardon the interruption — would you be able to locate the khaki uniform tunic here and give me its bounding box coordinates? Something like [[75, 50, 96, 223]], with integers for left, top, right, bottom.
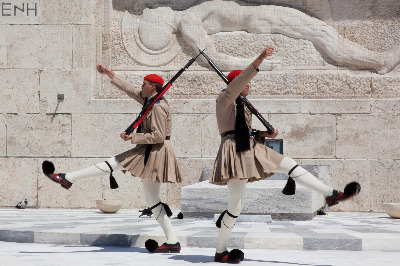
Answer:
[[111, 75, 182, 183], [210, 64, 284, 185]]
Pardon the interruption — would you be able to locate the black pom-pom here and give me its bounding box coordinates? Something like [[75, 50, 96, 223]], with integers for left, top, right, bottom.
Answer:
[[344, 182, 361, 197], [282, 177, 296, 195], [177, 212, 183, 219], [145, 239, 158, 253], [227, 249, 244, 263], [42, 161, 55, 175]]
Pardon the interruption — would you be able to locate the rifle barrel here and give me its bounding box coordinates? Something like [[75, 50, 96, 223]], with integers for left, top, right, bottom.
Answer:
[[199, 50, 275, 134]]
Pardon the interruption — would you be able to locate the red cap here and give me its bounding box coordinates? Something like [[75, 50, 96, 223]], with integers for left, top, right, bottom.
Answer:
[[227, 70, 243, 83], [144, 74, 164, 85]]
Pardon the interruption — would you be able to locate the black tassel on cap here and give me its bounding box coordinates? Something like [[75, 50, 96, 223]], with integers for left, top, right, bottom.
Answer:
[[105, 161, 119, 189], [235, 97, 250, 153]]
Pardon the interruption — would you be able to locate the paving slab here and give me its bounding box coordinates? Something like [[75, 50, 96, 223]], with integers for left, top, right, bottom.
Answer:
[[1, 242, 400, 266], [0, 209, 399, 252]]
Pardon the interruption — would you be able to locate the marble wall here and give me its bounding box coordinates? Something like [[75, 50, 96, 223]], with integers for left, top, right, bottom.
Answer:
[[1, 0, 399, 212]]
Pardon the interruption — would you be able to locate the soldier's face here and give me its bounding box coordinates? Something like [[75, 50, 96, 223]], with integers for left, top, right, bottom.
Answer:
[[240, 83, 251, 97], [141, 80, 156, 98]]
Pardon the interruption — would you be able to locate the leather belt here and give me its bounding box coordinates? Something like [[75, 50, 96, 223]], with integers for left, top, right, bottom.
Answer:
[[144, 136, 171, 165], [221, 130, 258, 138], [221, 130, 236, 138]]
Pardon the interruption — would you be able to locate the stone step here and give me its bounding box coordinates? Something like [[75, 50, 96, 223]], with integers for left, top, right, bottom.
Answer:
[[182, 165, 330, 220]]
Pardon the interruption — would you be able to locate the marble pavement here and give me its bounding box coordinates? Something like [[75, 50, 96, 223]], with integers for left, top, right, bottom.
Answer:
[[1, 208, 400, 252]]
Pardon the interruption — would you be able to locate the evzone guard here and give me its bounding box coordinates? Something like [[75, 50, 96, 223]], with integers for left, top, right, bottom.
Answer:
[[40, 47, 361, 261], [42, 64, 189, 253], [207, 46, 361, 263]]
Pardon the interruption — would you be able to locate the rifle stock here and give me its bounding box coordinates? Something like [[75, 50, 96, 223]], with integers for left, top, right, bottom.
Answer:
[[124, 53, 201, 135], [199, 50, 275, 134]]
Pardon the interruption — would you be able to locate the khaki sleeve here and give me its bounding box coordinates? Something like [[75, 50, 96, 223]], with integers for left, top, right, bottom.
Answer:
[[130, 103, 167, 144], [220, 64, 259, 108], [110, 75, 146, 105]]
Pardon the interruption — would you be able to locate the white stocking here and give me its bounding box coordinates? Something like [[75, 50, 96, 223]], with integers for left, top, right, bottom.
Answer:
[[142, 179, 179, 244], [216, 178, 247, 253], [275, 157, 333, 196], [65, 157, 124, 183]]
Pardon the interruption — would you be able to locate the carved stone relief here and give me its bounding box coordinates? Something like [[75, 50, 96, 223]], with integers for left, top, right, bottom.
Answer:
[[112, 0, 332, 21], [118, 0, 400, 73], [97, 0, 400, 99], [121, 8, 181, 66]]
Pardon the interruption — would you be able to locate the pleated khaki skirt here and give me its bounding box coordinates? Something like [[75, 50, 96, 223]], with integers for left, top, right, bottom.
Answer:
[[210, 135, 284, 185], [116, 140, 182, 183]]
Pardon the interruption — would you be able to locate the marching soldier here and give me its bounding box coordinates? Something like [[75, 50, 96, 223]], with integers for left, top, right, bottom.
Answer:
[[211, 47, 361, 263], [42, 64, 182, 253]]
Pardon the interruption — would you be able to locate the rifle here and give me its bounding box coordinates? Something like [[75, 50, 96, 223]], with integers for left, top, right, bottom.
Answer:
[[124, 52, 202, 135], [199, 50, 275, 134], [200, 50, 297, 196]]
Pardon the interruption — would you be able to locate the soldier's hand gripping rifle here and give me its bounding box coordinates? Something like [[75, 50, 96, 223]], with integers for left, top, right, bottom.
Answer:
[[124, 52, 202, 135], [199, 50, 275, 134]]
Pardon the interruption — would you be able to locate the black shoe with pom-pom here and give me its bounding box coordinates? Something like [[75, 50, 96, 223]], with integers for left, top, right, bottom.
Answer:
[[326, 182, 361, 207], [145, 239, 181, 253], [215, 249, 244, 264], [42, 161, 72, 190]]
